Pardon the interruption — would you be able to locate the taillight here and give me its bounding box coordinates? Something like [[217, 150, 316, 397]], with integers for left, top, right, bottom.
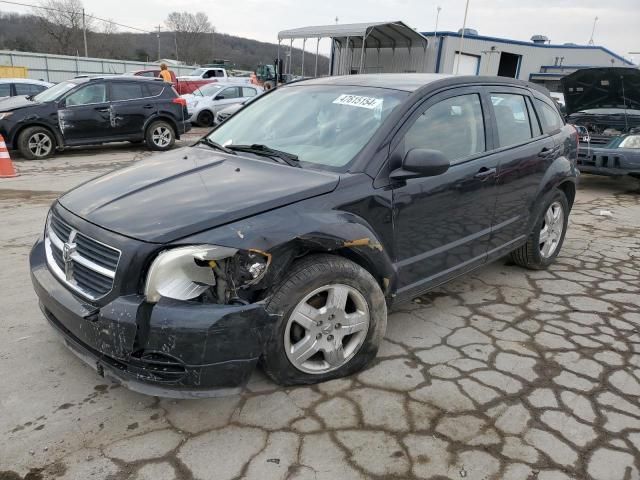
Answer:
[[172, 97, 187, 107], [569, 124, 579, 150]]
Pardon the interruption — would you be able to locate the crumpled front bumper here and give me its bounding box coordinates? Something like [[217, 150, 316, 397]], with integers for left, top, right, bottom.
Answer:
[[577, 147, 640, 176], [30, 238, 275, 398]]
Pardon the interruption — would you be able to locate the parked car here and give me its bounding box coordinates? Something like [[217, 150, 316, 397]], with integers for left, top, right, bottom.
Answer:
[[177, 67, 248, 83], [0, 76, 190, 159], [125, 69, 216, 96], [0, 78, 53, 99], [30, 74, 577, 397], [182, 83, 262, 126], [576, 133, 640, 178], [563, 68, 640, 146], [214, 96, 258, 125]]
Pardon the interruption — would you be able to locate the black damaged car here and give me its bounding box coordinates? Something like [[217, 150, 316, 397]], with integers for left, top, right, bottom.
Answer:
[[0, 76, 190, 160], [30, 74, 578, 397]]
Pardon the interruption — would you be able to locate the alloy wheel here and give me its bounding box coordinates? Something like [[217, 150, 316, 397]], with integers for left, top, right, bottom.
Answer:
[[284, 283, 370, 374], [539, 201, 564, 258], [28, 132, 52, 158], [152, 126, 172, 148]]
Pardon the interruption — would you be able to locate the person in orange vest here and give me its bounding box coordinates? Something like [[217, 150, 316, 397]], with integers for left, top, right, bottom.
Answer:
[[158, 63, 173, 83]]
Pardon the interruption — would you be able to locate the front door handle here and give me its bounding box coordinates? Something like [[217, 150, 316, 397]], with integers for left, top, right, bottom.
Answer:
[[95, 107, 109, 113], [143, 104, 154, 109], [474, 167, 497, 180]]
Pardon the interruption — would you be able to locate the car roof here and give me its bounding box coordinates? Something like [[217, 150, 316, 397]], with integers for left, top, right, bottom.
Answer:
[[71, 75, 165, 84], [0, 78, 53, 85], [290, 73, 544, 93]]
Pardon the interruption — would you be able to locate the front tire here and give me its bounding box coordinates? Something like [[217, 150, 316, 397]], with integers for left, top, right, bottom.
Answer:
[[145, 121, 175, 151], [18, 126, 56, 160], [511, 189, 569, 269], [262, 254, 387, 386]]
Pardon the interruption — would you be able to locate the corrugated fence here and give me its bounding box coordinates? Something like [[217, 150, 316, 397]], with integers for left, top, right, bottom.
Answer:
[[0, 50, 197, 82]]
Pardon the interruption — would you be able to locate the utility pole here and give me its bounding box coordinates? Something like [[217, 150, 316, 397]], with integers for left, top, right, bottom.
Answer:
[[82, 8, 88, 57], [588, 16, 598, 45], [174, 32, 178, 61], [454, 0, 470, 74], [157, 25, 161, 61], [434, 6, 441, 38]]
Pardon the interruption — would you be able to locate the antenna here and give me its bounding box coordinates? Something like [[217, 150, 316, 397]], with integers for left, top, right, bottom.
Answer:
[[335, 16, 339, 24], [588, 16, 598, 45], [434, 6, 442, 38]]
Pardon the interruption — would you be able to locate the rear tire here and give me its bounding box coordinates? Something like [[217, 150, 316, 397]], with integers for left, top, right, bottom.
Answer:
[[196, 110, 214, 127], [510, 189, 569, 270], [262, 254, 387, 386], [17, 126, 56, 160], [145, 121, 175, 151]]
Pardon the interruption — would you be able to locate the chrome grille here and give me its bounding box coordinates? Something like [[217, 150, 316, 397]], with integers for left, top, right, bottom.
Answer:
[[45, 212, 121, 300]]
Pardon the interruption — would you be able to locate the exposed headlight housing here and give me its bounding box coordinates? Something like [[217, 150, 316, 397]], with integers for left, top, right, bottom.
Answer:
[[144, 245, 237, 303]]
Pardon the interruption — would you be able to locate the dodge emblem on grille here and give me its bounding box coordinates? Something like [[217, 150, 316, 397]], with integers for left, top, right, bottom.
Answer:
[[62, 231, 77, 282]]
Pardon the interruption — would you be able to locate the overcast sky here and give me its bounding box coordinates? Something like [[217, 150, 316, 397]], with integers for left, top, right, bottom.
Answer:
[[3, 0, 640, 62]]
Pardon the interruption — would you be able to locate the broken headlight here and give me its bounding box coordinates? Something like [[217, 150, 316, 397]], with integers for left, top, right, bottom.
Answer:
[[144, 245, 271, 304], [144, 245, 238, 303]]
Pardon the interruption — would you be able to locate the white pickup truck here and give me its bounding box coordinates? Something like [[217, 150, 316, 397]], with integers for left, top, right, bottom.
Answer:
[[177, 67, 249, 83]]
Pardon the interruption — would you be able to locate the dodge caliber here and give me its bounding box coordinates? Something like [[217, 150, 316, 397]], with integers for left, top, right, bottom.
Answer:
[[30, 74, 578, 397]]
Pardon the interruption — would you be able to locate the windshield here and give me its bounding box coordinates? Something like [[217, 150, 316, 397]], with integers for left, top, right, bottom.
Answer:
[[33, 81, 76, 102], [194, 84, 224, 97], [188, 68, 206, 76], [207, 84, 407, 169]]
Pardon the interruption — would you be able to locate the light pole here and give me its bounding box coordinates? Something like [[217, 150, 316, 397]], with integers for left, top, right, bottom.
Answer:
[[434, 6, 441, 38], [454, 0, 470, 75], [82, 8, 88, 57], [588, 16, 598, 45]]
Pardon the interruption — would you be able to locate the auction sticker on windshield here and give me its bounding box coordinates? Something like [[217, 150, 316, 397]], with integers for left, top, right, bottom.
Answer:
[[333, 94, 383, 109]]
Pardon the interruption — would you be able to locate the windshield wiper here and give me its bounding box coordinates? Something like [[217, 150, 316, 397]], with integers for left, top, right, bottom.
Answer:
[[226, 144, 300, 167], [196, 137, 236, 155]]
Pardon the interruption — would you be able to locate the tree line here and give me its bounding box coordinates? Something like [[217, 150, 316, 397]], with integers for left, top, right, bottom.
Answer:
[[0, 1, 328, 73]]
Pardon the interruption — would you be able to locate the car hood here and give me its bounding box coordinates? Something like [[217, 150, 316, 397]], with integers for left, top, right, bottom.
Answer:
[[562, 67, 640, 115], [0, 95, 40, 111], [58, 146, 340, 243]]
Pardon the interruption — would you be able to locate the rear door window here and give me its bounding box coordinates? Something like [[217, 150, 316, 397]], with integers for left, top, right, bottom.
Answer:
[[0, 83, 11, 97], [111, 82, 145, 101], [145, 83, 165, 97], [15, 83, 47, 96], [220, 87, 241, 99], [534, 98, 564, 133], [490, 94, 534, 147], [404, 93, 486, 163]]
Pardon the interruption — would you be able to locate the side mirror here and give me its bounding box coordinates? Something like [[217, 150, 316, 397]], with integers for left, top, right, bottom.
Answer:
[[215, 95, 225, 100], [390, 148, 450, 180]]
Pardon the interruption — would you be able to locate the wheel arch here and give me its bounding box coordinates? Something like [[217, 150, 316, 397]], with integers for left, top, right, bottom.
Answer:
[[14, 122, 63, 149], [144, 115, 179, 139]]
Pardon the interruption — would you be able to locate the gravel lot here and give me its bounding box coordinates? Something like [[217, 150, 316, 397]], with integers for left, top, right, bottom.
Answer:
[[1, 138, 639, 480]]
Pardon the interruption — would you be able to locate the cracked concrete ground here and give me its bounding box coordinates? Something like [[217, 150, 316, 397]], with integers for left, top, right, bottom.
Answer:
[[1, 141, 639, 480]]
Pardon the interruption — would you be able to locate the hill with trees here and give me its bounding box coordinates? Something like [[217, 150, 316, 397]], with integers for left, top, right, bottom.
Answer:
[[0, 3, 328, 73]]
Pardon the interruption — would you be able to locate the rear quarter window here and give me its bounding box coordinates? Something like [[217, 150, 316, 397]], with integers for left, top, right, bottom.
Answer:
[[0, 83, 11, 97], [535, 98, 564, 133], [146, 83, 166, 97]]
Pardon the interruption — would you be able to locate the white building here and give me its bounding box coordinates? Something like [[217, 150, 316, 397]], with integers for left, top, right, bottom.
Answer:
[[422, 30, 635, 92]]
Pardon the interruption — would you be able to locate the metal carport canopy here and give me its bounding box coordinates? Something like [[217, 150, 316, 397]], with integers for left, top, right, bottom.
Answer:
[[277, 21, 428, 76], [278, 21, 428, 49]]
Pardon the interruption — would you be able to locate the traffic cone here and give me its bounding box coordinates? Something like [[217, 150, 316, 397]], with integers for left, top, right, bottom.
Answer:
[[0, 134, 18, 178]]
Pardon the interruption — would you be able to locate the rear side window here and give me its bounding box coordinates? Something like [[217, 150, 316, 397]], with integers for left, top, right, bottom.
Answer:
[[15, 83, 47, 96], [491, 94, 534, 147], [138, 71, 156, 78], [535, 98, 564, 133], [0, 83, 11, 97], [111, 82, 145, 101], [146, 83, 166, 97], [404, 93, 486, 163], [242, 87, 257, 97]]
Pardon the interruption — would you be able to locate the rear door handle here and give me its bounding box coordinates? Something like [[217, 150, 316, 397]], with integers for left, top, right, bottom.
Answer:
[[95, 107, 109, 113], [474, 167, 497, 179], [143, 104, 154, 109], [538, 146, 555, 157]]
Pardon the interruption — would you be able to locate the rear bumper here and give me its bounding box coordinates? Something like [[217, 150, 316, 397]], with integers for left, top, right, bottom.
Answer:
[[30, 238, 274, 398]]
